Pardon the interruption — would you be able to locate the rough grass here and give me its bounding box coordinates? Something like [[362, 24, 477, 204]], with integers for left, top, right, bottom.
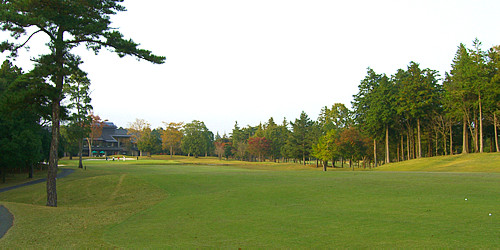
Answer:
[[376, 152, 500, 173], [0, 155, 499, 248]]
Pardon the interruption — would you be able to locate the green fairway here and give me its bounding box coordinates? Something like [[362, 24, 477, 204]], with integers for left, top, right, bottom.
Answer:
[[0, 158, 499, 248]]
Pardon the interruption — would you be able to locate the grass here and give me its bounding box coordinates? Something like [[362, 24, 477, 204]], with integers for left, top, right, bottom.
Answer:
[[376, 152, 500, 173], [0, 155, 499, 248]]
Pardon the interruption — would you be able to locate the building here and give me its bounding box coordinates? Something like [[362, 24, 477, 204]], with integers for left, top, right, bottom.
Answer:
[[83, 122, 139, 156]]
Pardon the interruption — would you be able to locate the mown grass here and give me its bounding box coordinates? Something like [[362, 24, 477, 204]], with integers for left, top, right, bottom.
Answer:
[[0, 155, 499, 248]]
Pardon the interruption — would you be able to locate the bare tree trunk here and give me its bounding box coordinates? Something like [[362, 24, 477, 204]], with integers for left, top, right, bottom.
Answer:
[[495, 113, 499, 152], [479, 94, 483, 153], [78, 138, 83, 168], [401, 135, 404, 161], [417, 118, 422, 158], [474, 113, 479, 153], [396, 141, 400, 162], [435, 130, 438, 157], [449, 123, 453, 155], [373, 139, 377, 168], [407, 130, 410, 160], [385, 125, 390, 164], [462, 116, 468, 154]]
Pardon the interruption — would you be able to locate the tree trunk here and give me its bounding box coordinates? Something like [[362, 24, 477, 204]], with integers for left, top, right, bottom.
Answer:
[[407, 130, 410, 160], [323, 160, 327, 172], [474, 113, 479, 153], [170, 146, 173, 158], [78, 138, 84, 168], [373, 139, 377, 168], [400, 135, 404, 161], [47, 89, 60, 207], [462, 116, 468, 154], [435, 130, 438, 157], [385, 125, 390, 164], [449, 123, 453, 155], [495, 113, 499, 152], [479, 94, 483, 153], [88, 138, 92, 157], [29, 163, 34, 179], [417, 118, 422, 158]]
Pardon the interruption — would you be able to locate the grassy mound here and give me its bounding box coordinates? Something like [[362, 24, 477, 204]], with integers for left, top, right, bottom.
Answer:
[[376, 152, 500, 172], [0, 159, 498, 248]]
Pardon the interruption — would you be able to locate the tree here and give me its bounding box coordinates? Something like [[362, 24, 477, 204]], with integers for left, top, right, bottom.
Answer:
[[289, 111, 314, 164], [353, 68, 395, 165], [311, 129, 339, 171], [0, 60, 49, 182], [0, 1, 165, 207], [87, 113, 103, 157], [161, 122, 183, 158], [128, 118, 152, 156], [182, 120, 213, 157], [394, 62, 440, 159], [64, 68, 92, 168], [487, 46, 500, 152], [247, 136, 271, 162]]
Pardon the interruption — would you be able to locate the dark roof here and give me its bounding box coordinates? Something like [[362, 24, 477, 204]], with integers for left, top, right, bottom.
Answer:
[[94, 122, 131, 142]]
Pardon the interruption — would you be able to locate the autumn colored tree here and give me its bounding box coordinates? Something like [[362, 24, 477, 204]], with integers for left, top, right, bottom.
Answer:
[[247, 136, 271, 162], [87, 113, 103, 157], [161, 122, 183, 158], [128, 118, 153, 156]]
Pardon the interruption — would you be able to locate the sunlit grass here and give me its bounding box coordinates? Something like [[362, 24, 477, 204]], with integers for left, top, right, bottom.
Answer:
[[376, 152, 500, 173], [0, 155, 499, 248]]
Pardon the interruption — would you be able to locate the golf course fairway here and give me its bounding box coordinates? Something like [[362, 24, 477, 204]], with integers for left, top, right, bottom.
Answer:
[[0, 154, 498, 248]]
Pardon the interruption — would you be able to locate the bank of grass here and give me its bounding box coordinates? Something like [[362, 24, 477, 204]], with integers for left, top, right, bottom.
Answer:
[[0, 156, 499, 248], [376, 152, 500, 173]]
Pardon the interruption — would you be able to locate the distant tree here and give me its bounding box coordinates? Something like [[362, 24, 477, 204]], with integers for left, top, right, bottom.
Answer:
[[64, 68, 92, 168], [162, 122, 183, 158], [353, 68, 395, 165], [318, 103, 352, 133], [289, 111, 314, 164], [214, 141, 225, 160], [394, 62, 440, 159], [128, 118, 152, 156], [487, 46, 500, 152], [87, 113, 103, 157], [312, 129, 339, 171], [247, 137, 271, 162], [182, 120, 213, 157], [337, 127, 368, 169]]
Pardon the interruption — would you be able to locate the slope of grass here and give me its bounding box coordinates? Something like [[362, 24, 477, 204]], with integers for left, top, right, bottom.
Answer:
[[376, 152, 500, 173], [0, 158, 499, 248]]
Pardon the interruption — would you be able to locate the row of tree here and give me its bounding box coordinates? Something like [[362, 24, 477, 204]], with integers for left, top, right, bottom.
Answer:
[[125, 40, 498, 170]]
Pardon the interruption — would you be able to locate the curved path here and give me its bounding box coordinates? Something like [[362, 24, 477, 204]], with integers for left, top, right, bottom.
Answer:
[[0, 168, 75, 239]]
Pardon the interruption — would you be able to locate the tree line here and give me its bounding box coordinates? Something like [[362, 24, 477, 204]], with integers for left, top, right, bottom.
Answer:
[[125, 40, 498, 170]]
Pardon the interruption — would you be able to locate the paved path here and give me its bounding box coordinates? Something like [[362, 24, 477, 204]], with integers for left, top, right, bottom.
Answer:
[[0, 205, 13, 239], [0, 168, 75, 239], [0, 168, 75, 193]]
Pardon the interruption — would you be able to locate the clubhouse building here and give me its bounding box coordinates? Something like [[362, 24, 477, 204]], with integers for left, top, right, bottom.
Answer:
[[83, 122, 139, 156]]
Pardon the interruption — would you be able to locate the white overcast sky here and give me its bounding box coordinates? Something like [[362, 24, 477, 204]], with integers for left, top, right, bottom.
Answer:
[[1, 0, 500, 134]]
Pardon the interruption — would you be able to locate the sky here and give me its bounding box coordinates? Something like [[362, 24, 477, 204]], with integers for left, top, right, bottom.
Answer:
[[1, 0, 500, 135]]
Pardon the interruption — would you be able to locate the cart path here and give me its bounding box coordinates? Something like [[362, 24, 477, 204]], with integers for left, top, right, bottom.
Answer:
[[0, 168, 75, 239], [0, 168, 75, 193]]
